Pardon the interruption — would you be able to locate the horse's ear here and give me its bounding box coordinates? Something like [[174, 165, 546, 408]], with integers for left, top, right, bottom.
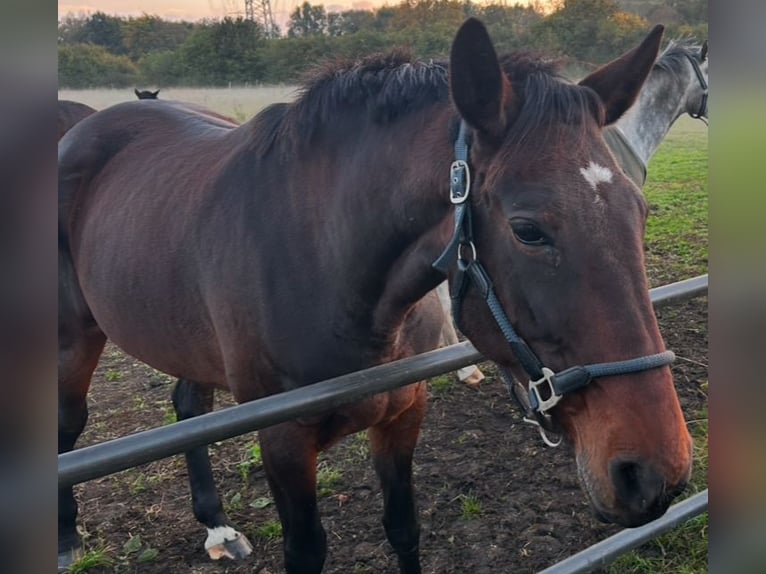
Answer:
[[450, 18, 514, 144], [134, 88, 140, 98], [579, 24, 664, 125], [701, 40, 708, 61], [152, 90, 160, 98]]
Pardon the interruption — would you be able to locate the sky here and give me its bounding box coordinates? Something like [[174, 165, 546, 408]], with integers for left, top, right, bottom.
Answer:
[[58, 0, 544, 25]]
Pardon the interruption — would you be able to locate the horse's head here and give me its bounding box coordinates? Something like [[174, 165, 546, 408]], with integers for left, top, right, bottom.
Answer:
[[135, 89, 160, 100], [447, 19, 692, 527]]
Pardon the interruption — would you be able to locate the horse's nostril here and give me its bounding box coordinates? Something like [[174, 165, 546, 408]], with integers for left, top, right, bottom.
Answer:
[[609, 458, 664, 514], [611, 460, 641, 499]]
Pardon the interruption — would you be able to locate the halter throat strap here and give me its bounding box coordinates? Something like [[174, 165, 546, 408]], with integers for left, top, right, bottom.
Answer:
[[432, 120, 676, 440], [686, 52, 708, 122]]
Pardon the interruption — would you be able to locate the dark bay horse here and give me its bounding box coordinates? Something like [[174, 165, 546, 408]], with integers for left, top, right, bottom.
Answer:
[[59, 19, 692, 573], [57, 100, 95, 140]]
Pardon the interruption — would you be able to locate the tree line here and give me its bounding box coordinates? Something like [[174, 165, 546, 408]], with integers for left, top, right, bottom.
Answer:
[[58, 0, 707, 89]]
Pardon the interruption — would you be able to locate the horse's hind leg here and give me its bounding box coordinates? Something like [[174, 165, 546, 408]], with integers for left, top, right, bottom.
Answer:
[[369, 382, 428, 574], [58, 260, 107, 568], [171, 379, 253, 560], [260, 424, 326, 574], [173, 379, 253, 560]]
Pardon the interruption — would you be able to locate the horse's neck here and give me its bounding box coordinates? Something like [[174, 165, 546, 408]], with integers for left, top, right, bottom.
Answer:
[[615, 64, 692, 165], [325, 112, 454, 337]]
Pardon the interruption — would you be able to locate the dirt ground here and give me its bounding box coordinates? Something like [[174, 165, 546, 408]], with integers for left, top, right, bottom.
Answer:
[[72, 297, 707, 574]]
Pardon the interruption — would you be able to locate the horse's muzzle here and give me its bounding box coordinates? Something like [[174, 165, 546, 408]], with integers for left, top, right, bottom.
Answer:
[[599, 457, 688, 527]]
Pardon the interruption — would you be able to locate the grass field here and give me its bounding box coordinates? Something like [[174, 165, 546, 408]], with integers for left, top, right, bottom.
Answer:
[[642, 116, 709, 287]]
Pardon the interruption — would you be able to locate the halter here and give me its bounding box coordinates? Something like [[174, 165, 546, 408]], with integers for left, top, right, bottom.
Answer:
[[433, 120, 675, 447], [686, 51, 708, 123]]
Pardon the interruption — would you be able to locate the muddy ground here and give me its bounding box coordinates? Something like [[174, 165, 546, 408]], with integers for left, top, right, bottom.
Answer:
[[72, 297, 707, 573]]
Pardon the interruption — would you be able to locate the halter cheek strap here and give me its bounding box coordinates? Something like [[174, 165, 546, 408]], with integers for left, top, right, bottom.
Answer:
[[433, 120, 676, 446], [686, 52, 708, 122]]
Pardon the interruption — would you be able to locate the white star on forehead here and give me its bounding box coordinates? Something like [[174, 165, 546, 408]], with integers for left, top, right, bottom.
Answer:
[[580, 161, 613, 190]]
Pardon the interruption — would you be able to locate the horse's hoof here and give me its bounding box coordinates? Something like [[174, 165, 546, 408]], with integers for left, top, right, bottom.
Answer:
[[205, 526, 253, 560], [459, 368, 485, 387], [58, 547, 82, 572]]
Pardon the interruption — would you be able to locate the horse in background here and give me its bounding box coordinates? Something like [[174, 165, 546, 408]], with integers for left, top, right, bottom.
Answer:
[[59, 19, 692, 573], [57, 100, 96, 140], [604, 37, 708, 187], [135, 88, 160, 99]]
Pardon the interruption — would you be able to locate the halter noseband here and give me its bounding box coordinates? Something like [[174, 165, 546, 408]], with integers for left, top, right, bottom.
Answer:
[[433, 120, 675, 447], [686, 51, 708, 123]]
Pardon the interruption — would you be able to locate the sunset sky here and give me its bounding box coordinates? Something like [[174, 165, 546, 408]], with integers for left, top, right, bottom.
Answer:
[[58, 0, 545, 26]]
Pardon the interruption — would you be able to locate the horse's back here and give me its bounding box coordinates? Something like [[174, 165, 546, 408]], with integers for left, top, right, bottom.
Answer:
[[58, 100, 247, 381], [59, 100, 239, 219]]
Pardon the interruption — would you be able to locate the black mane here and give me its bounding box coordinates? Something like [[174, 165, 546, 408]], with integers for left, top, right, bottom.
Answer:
[[294, 51, 450, 126], [656, 38, 705, 76], [498, 53, 605, 150], [250, 50, 604, 154]]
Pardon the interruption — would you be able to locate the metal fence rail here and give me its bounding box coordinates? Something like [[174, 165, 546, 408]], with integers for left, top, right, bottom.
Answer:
[[539, 489, 709, 574], [59, 341, 483, 487], [58, 274, 708, 490]]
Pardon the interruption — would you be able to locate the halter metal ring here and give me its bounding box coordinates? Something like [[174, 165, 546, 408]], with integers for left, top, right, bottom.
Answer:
[[522, 416, 563, 448], [457, 241, 477, 263]]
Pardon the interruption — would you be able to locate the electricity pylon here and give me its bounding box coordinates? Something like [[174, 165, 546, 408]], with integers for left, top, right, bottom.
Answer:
[[245, 0, 278, 38]]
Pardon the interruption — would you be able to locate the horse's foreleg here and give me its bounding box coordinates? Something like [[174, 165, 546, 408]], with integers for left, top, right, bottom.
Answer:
[[171, 379, 253, 560], [260, 424, 326, 574], [369, 382, 428, 574], [58, 317, 106, 570]]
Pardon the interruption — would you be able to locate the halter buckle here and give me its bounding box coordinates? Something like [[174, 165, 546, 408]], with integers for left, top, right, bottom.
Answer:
[[505, 371, 562, 447], [449, 160, 470, 204], [528, 367, 562, 414]]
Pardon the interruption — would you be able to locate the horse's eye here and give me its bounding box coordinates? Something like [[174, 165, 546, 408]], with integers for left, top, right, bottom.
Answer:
[[510, 220, 549, 246]]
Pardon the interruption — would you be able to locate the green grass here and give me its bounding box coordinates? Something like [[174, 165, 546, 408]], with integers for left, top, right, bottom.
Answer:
[[122, 534, 160, 564], [643, 118, 708, 286], [607, 513, 708, 574], [66, 533, 160, 572], [238, 442, 263, 481], [688, 405, 709, 493], [66, 547, 113, 573], [317, 462, 343, 496], [347, 431, 371, 461], [250, 495, 273, 509], [227, 491, 245, 511], [161, 407, 177, 425], [255, 519, 283, 540], [429, 374, 454, 394], [458, 493, 483, 519]]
